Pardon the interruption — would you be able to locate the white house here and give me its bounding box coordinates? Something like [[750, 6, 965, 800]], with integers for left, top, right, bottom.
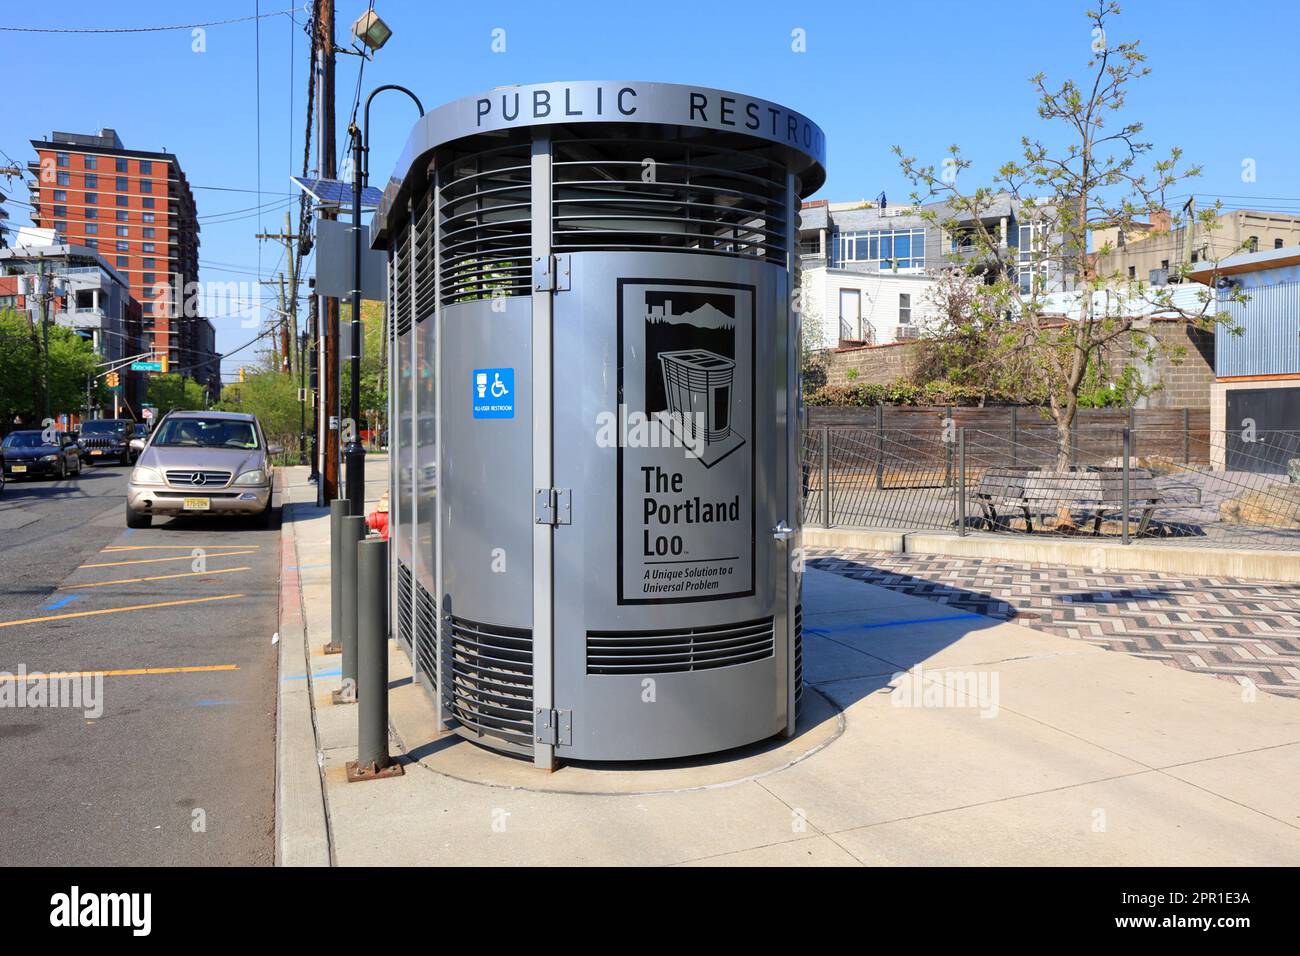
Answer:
[[801, 266, 938, 350]]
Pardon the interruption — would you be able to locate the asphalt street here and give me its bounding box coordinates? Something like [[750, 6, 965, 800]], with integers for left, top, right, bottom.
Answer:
[[0, 463, 279, 865]]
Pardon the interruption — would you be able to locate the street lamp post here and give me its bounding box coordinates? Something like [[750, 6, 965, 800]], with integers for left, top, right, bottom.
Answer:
[[345, 83, 423, 516]]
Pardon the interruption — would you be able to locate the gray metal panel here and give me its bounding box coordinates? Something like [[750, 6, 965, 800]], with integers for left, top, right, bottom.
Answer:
[[1216, 282, 1300, 377], [316, 219, 387, 300], [550, 252, 788, 760], [439, 295, 534, 629]]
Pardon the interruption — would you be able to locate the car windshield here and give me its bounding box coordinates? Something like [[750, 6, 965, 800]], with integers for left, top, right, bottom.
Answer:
[[152, 418, 259, 449], [81, 421, 126, 435], [2, 432, 47, 449]]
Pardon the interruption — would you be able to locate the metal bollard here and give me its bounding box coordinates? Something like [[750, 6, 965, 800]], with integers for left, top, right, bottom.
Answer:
[[957, 427, 967, 537], [325, 499, 350, 655], [331, 514, 366, 704], [347, 536, 403, 782]]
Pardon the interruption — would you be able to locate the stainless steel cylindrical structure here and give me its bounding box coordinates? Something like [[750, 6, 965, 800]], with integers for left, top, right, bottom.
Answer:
[[374, 81, 825, 766]]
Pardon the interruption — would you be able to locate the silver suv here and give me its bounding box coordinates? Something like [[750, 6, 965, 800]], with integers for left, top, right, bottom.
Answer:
[[126, 411, 275, 528]]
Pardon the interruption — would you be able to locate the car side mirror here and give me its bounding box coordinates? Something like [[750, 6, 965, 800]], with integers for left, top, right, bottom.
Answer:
[[129, 438, 145, 451], [268, 443, 284, 456]]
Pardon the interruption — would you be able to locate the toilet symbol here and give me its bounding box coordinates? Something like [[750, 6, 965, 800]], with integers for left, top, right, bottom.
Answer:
[[476, 372, 488, 398]]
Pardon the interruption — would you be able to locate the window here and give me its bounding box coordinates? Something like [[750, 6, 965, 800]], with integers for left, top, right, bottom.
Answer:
[[116, 176, 129, 192], [115, 158, 127, 173], [143, 257, 155, 268], [143, 272, 155, 284], [1017, 222, 1049, 294], [1248, 236, 1259, 253], [1160, 259, 1169, 270], [142, 301, 153, 315], [84, 173, 97, 188], [142, 243, 155, 253], [54, 220, 67, 233], [140, 180, 152, 194], [834, 228, 927, 270], [53, 189, 66, 201], [142, 197, 155, 209], [116, 255, 129, 267], [143, 227, 155, 238], [85, 238, 97, 249], [142, 212, 155, 223], [56, 152, 70, 167], [1276, 238, 1285, 250], [139, 160, 152, 174], [57, 172, 70, 186], [1128, 266, 1136, 279], [116, 210, 129, 222], [84, 155, 97, 170], [85, 223, 98, 235], [53, 205, 67, 217], [84, 208, 96, 219], [899, 293, 912, 324], [116, 226, 129, 237], [116, 241, 129, 252], [116, 196, 129, 207], [85, 193, 97, 205]]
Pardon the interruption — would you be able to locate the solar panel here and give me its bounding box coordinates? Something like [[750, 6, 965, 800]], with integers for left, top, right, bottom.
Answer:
[[291, 176, 384, 210]]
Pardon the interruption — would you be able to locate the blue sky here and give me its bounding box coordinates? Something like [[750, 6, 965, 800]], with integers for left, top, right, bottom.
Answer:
[[3, 0, 1298, 375]]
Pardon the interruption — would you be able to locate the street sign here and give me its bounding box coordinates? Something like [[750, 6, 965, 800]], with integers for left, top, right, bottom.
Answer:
[[142, 408, 155, 419], [131, 361, 163, 371]]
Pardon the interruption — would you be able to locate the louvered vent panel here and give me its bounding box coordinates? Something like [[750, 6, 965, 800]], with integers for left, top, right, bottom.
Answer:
[[393, 224, 413, 336], [414, 580, 438, 692], [437, 141, 532, 306], [794, 601, 804, 710], [447, 616, 533, 750], [395, 561, 414, 652], [552, 137, 788, 265], [587, 617, 774, 675], [412, 191, 436, 321]]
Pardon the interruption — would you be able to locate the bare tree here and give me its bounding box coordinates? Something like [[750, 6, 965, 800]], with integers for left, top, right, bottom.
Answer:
[[895, 1, 1241, 481]]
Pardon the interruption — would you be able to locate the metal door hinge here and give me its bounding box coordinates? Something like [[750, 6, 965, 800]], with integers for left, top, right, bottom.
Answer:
[[531, 254, 571, 293], [534, 488, 572, 525], [534, 708, 572, 746]]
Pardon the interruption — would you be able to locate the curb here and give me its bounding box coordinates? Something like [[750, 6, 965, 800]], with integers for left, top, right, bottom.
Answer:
[[274, 498, 332, 867], [803, 526, 1300, 583]]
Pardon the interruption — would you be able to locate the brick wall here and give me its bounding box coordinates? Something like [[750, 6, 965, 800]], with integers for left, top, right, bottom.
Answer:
[[820, 341, 923, 387]]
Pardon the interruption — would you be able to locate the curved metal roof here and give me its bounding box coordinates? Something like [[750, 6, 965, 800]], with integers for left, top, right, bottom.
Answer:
[[373, 80, 826, 244]]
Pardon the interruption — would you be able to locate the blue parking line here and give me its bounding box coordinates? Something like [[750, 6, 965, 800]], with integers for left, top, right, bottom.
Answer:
[[282, 668, 341, 681], [287, 563, 329, 570], [860, 613, 984, 630], [195, 699, 238, 707], [42, 594, 80, 611]]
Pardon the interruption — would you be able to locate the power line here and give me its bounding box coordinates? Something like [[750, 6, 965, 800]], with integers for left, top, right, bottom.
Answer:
[[0, 9, 296, 34]]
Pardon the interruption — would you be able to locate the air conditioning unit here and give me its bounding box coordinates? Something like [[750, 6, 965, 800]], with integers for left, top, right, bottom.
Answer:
[[896, 325, 920, 340], [1148, 268, 1169, 286]]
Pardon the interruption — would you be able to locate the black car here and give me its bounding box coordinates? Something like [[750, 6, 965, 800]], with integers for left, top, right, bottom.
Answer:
[[78, 418, 141, 466], [1, 430, 84, 480]]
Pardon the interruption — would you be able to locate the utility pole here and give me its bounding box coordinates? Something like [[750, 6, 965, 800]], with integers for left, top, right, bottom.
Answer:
[[253, 212, 301, 374], [277, 273, 291, 371], [316, 0, 341, 502]]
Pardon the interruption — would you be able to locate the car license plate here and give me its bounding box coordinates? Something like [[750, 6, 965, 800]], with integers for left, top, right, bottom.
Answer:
[[11, 465, 26, 473], [90, 449, 103, 456], [182, 497, 211, 511]]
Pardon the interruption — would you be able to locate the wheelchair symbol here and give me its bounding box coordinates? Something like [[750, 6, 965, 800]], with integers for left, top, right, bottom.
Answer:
[[490, 373, 508, 399]]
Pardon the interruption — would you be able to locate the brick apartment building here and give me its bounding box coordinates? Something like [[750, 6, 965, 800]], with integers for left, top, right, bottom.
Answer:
[[26, 128, 221, 397]]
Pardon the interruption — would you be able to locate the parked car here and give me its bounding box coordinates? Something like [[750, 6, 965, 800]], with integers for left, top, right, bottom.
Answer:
[[78, 418, 141, 466], [126, 410, 276, 528], [1, 430, 84, 480]]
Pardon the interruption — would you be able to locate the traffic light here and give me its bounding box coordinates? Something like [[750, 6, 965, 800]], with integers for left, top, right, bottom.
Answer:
[[239, 367, 246, 383], [159, 353, 168, 374], [106, 372, 120, 388]]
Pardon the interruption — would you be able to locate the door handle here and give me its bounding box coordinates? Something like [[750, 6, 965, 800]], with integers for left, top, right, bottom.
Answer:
[[772, 520, 795, 541]]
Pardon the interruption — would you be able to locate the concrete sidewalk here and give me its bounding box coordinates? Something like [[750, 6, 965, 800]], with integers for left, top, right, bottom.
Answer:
[[276, 463, 1300, 866]]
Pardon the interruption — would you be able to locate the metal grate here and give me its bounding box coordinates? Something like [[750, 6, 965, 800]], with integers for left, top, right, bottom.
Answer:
[[794, 601, 804, 710], [394, 217, 412, 332], [552, 135, 789, 265], [446, 616, 533, 749], [586, 616, 774, 675], [395, 561, 414, 651], [437, 141, 533, 306], [414, 579, 437, 692], [164, 470, 231, 487]]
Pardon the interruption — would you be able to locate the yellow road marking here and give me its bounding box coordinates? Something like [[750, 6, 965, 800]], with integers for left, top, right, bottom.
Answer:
[[59, 567, 251, 590], [0, 594, 244, 629], [103, 544, 261, 552], [83, 550, 255, 569], [0, 664, 238, 682]]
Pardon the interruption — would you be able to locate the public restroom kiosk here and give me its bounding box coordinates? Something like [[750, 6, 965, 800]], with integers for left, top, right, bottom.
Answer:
[[373, 80, 826, 767]]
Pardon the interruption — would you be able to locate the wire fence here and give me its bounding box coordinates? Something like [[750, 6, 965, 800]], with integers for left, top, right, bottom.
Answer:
[[801, 421, 1300, 551]]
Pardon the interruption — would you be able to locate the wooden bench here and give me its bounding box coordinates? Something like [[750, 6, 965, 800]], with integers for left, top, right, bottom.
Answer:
[[974, 467, 1182, 535]]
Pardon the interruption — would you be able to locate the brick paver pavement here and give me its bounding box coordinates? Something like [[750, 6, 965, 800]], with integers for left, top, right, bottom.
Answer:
[[809, 550, 1300, 699]]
